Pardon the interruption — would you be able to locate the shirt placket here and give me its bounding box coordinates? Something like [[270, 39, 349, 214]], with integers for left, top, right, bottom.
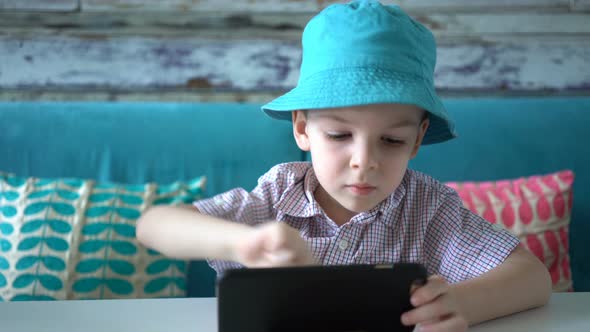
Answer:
[[328, 225, 355, 265], [327, 217, 373, 265]]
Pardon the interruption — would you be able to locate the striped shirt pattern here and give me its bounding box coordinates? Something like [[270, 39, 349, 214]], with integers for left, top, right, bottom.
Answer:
[[194, 162, 519, 283]]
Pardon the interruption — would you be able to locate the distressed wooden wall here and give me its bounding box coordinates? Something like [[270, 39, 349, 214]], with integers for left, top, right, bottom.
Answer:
[[0, 0, 589, 101]]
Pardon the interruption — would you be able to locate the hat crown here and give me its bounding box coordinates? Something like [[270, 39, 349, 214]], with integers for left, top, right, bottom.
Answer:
[[261, 0, 457, 145], [300, 0, 436, 82]]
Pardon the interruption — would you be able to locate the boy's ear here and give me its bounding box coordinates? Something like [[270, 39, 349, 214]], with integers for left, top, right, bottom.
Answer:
[[410, 117, 430, 159], [292, 110, 311, 151]]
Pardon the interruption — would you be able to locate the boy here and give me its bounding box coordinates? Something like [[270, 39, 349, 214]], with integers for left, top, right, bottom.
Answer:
[[137, 1, 551, 331]]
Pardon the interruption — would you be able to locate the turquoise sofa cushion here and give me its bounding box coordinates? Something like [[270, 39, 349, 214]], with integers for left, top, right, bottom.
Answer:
[[0, 171, 204, 301]]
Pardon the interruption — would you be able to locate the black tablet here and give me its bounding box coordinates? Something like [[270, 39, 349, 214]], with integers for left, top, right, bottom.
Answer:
[[217, 263, 428, 332]]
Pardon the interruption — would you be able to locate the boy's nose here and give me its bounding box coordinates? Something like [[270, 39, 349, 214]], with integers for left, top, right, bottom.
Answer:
[[349, 143, 378, 171]]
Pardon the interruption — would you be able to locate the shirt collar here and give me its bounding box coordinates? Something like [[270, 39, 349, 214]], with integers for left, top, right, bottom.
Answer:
[[372, 170, 408, 227], [274, 165, 324, 218], [274, 166, 409, 223]]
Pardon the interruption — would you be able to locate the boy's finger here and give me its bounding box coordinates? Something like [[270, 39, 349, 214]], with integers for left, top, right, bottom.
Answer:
[[410, 276, 427, 294], [413, 314, 468, 332], [411, 275, 448, 306], [266, 225, 291, 251], [245, 230, 270, 256], [237, 229, 276, 265], [267, 249, 295, 265], [401, 295, 454, 326]]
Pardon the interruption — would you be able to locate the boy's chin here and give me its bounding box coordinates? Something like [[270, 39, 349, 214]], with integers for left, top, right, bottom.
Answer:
[[340, 199, 381, 214]]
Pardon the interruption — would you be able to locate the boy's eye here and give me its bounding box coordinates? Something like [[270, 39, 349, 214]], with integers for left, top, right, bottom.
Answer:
[[325, 133, 350, 141], [382, 137, 405, 145]]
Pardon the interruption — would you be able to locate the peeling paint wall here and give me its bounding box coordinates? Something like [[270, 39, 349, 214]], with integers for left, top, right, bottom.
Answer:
[[0, 0, 589, 101]]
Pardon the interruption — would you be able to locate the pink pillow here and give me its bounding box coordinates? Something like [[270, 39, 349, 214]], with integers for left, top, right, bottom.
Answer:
[[445, 170, 574, 292]]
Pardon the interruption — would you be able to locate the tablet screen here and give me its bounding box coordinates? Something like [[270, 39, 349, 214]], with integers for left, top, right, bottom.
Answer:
[[218, 263, 427, 332]]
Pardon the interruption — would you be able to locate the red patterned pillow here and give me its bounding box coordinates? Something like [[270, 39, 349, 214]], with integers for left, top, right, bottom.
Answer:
[[445, 170, 574, 292]]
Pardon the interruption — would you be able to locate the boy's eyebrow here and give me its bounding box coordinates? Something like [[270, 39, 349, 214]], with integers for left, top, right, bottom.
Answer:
[[315, 114, 420, 128], [314, 114, 351, 123], [386, 119, 420, 128]]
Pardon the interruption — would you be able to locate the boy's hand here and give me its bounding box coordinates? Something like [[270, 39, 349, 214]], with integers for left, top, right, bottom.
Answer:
[[233, 222, 316, 268], [401, 275, 468, 332]]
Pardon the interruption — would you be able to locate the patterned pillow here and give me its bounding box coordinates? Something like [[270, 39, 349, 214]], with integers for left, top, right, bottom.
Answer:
[[0, 172, 205, 301], [445, 170, 574, 292]]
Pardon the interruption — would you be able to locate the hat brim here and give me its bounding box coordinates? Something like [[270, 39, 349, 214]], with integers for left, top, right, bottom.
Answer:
[[261, 67, 456, 145]]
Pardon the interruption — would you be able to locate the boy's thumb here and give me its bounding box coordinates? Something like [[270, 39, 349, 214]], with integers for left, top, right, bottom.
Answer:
[[266, 249, 295, 265]]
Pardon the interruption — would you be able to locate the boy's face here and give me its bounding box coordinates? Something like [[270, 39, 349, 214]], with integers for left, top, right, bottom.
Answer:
[[292, 104, 429, 222]]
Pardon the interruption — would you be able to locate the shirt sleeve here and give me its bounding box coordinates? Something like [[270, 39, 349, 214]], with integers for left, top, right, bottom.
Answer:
[[423, 189, 521, 283], [192, 165, 288, 277]]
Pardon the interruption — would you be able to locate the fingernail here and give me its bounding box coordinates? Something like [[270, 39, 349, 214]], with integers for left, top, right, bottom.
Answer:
[[411, 296, 419, 306], [401, 314, 409, 325]]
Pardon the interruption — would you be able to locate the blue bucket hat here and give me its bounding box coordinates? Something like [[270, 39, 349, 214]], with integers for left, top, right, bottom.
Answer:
[[262, 0, 456, 145]]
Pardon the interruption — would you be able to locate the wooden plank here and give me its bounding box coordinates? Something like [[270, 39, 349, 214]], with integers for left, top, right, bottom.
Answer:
[[1, 35, 589, 93], [572, 0, 590, 11], [81, 0, 570, 13], [1, 12, 589, 40], [0, 11, 312, 40], [434, 40, 590, 92], [2, 90, 587, 103], [0, 90, 284, 102], [420, 13, 590, 36], [0, 0, 78, 11]]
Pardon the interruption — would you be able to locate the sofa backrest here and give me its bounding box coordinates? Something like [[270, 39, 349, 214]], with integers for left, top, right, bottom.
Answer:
[[1, 97, 589, 295], [0, 102, 304, 197]]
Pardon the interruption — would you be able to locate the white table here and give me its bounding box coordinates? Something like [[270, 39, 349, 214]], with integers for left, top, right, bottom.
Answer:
[[0, 293, 588, 331]]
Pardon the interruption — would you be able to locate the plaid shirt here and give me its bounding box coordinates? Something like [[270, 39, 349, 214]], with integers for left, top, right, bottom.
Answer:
[[194, 162, 519, 283]]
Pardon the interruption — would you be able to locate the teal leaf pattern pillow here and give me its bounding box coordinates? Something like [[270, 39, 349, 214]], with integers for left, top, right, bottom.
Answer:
[[0, 172, 205, 301]]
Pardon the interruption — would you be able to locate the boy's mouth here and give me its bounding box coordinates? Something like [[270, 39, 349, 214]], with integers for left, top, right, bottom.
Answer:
[[346, 184, 376, 195]]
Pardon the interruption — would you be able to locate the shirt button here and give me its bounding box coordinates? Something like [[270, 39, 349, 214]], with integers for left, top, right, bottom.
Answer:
[[338, 240, 349, 251], [214, 197, 225, 206]]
